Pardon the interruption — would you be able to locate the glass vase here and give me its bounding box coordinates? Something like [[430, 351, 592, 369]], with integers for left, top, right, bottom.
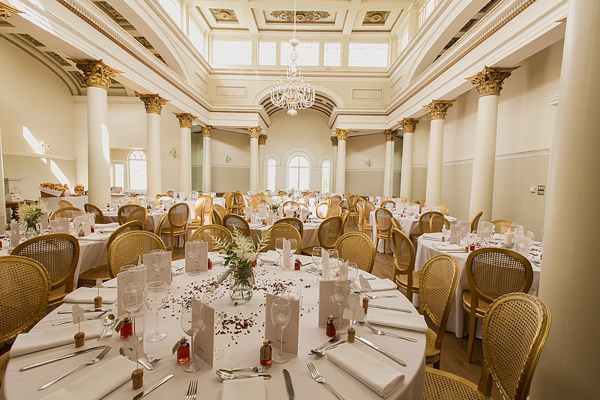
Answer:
[[228, 266, 255, 304]]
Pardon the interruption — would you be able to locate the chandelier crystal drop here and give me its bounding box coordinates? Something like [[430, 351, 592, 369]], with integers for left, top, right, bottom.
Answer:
[[270, 0, 315, 116]]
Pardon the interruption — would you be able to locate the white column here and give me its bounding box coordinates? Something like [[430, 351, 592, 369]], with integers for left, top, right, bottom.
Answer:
[[335, 129, 348, 194], [383, 130, 394, 197], [399, 118, 419, 201], [258, 134, 267, 190], [330, 135, 338, 193], [74, 60, 120, 207], [531, 2, 600, 399], [424, 100, 455, 206], [389, 137, 395, 196], [175, 113, 196, 194], [467, 67, 517, 220], [247, 126, 261, 192], [137, 93, 168, 198], [0, 127, 5, 220], [202, 126, 213, 193]]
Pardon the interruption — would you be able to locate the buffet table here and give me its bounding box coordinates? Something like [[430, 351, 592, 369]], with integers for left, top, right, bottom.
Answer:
[[2, 259, 426, 400]]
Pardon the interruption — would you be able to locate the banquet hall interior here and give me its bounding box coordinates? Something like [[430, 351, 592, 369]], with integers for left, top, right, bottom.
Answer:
[[0, 0, 597, 399]]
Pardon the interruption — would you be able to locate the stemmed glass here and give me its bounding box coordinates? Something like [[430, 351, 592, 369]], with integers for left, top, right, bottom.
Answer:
[[122, 286, 144, 339], [311, 247, 323, 283], [275, 237, 285, 270], [187, 242, 202, 276], [271, 297, 292, 364], [284, 285, 302, 309], [346, 262, 358, 284], [327, 249, 339, 280], [333, 280, 351, 329], [213, 296, 225, 360], [145, 281, 168, 342], [180, 303, 205, 372]]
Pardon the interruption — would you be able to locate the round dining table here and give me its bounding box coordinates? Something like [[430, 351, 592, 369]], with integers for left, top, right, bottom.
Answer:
[[248, 221, 321, 249], [2, 258, 426, 400]]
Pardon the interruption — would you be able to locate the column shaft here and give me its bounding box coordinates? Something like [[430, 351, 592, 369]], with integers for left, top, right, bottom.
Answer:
[[179, 126, 192, 193], [203, 136, 211, 192], [258, 144, 265, 190], [331, 136, 338, 193], [425, 119, 445, 205], [400, 133, 413, 200], [336, 139, 346, 194], [87, 86, 111, 206], [389, 139, 395, 196], [531, 1, 600, 398], [383, 140, 393, 197], [146, 113, 162, 197]]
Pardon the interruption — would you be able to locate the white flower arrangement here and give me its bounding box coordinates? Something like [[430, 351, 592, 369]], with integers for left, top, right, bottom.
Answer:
[[212, 228, 271, 284]]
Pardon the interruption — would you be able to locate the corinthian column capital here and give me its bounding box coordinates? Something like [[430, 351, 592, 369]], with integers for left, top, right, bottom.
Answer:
[[383, 129, 395, 142], [330, 136, 338, 146], [72, 59, 122, 90], [136, 92, 169, 115], [258, 134, 268, 145], [399, 118, 420, 133], [174, 113, 197, 128], [247, 126, 262, 138], [202, 125, 213, 138], [466, 66, 519, 97], [336, 128, 348, 141], [423, 100, 456, 120], [0, 1, 23, 18]]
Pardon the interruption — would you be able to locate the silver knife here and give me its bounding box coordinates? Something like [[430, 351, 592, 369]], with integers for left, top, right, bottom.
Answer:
[[369, 304, 412, 313], [283, 369, 295, 400], [355, 335, 406, 366], [58, 308, 112, 314], [38, 346, 111, 390], [132, 374, 174, 400], [20, 345, 108, 371]]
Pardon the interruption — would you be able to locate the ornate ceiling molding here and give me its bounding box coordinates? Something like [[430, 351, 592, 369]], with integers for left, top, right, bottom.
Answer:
[[270, 10, 330, 23], [72, 58, 122, 90], [423, 100, 456, 120], [0, 1, 23, 19], [466, 66, 519, 97], [210, 9, 238, 22], [136, 92, 169, 114], [363, 11, 389, 25], [174, 112, 197, 128]]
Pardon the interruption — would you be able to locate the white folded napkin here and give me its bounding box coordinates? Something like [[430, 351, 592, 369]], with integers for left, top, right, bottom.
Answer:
[[422, 233, 443, 241], [208, 252, 225, 264], [40, 355, 137, 400], [259, 250, 280, 264], [78, 234, 109, 242], [352, 278, 397, 292], [103, 278, 118, 288], [327, 344, 405, 398], [357, 271, 377, 281], [366, 308, 428, 333], [433, 244, 464, 252], [10, 320, 103, 357], [95, 223, 119, 229], [64, 288, 118, 304], [221, 377, 266, 400]]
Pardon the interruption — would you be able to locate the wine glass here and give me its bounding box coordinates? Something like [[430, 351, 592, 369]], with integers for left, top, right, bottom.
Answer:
[[122, 285, 144, 339], [180, 303, 204, 372], [271, 297, 291, 364], [150, 249, 164, 273], [284, 285, 302, 309], [212, 296, 225, 360], [347, 262, 358, 285], [145, 281, 168, 342], [311, 247, 323, 283], [275, 237, 285, 270], [187, 242, 202, 276], [333, 280, 351, 329], [327, 249, 339, 280]]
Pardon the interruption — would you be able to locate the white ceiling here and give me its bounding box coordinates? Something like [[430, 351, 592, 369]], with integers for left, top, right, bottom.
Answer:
[[191, 0, 410, 35]]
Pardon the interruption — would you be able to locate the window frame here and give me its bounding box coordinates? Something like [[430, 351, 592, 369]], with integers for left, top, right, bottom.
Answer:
[[212, 40, 252, 66], [266, 157, 277, 192], [128, 150, 147, 193], [280, 41, 320, 66], [286, 154, 311, 191], [321, 158, 332, 192], [348, 42, 389, 67]]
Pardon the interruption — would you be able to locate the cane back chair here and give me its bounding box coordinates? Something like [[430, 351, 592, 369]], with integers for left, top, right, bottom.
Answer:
[[334, 232, 376, 274], [190, 225, 232, 252], [358, 201, 376, 236], [223, 214, 250, 237], [264, 224, 302, 253], [374, 207, 394, 254], [274, 217, 304, 238], [411, 211, 444, 244], [164, 202, 190, 250], [490, 219, 515, 234], [430, 214, 450, 232], [128, 206, 148, 230], [392, 228, 418, 302], [84, 203, 105, 224], [212, 204, 227, 226], [108, 231, 166, 277], [50, 207, 84, 221], [471, 211, 484, 233], [316, 216, 344, 251], [435, 204, 450, 216], [57, 199, 73, 209], [117, 204, 141, 225]]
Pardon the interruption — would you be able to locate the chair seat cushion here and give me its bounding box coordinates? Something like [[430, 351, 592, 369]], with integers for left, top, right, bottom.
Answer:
[[424, 367, 488, 400], [396, 270, 421, 290], [425, 328, 440, 365], [462, 290, 491, 317]]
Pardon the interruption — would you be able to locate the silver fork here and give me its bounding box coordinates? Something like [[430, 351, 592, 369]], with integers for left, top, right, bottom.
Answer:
[[186, 380, 198, 400], [307, 362, 345, 400], [364, 320, 417, 342], [313, 331, 345, 353], [364, 294, 397, 299]]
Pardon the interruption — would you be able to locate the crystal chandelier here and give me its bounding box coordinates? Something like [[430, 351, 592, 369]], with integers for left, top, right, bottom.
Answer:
[[270, 0, 315, 116]]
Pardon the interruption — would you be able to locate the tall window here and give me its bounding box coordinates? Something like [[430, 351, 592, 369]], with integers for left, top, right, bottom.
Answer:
[[111, 162, 124, 189], [321, 160, 331, 192], [259, 42, 276, 65], [266, 158, 277, 192], [280, 42, 319, 66], [128, 151, 147, 191], [189, 20, 204, 54], [213, 41, 252, 65], [287, 155, 310, 191], [324, 43, 341, 66], [400, 30, 409, 51], [159, 0, 181, 27], [348, 43, 389, 67]]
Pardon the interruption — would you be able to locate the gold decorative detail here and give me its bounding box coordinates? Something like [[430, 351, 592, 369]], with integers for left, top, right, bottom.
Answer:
[[363, 11, 389, 25], [210, 8, 238, 22], [202, 126, 213, 138], [71, 59, 122, 90], [0, 1, 23, 19], [270, 10, 330, 23], [399, 118, 420, 133], [383, 129, 395, 142], [423, 100, 456, 120], [174, 113, 197, 129], [135, 92, 169, 115], [336, 128, 348, 141], [247, 126, 262, 139], [258, 134, 268, 145], [555, 17, 566, 23], [466, 66, 519, 97], [330, 136, 338, 146]]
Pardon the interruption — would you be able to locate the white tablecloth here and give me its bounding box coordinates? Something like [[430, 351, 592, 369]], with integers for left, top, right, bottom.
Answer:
[[249, 221, 320, 249], [103, 211, 165, 232], [40, 196, 88, 213], [2, 259, 426, 400], [414, 235, 541, 338]]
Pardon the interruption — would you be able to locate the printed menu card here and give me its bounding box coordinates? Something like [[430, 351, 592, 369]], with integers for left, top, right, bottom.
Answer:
[[265, 294, 300, 356]]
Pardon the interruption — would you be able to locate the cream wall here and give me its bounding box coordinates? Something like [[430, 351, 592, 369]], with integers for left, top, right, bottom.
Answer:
[[210, 129, 250, 193], [0, 37, 77, 199], [346, 134, 386, 196]]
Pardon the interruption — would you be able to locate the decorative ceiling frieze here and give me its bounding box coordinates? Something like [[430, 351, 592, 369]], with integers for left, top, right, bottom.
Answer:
[[269, 10, 330, 23], [210, 8, 238, 22], [363, 11, 389, 25]]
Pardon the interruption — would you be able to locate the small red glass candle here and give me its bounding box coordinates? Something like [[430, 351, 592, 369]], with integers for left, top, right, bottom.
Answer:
[[120, 316, 133, 339], [326, 315, 337, 337], [177, 338, 190, 363]]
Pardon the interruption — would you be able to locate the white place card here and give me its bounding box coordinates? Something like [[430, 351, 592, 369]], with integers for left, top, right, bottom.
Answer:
[[193, 299, 214, 368], [449, 228, 460, 245], [358, 275, 372, 292], [72, 305, 84, 325], [10, 222, 20, 248], [185, 241, 208, 273], [144, 252, 172, 284], [50, 219, 70, 234], [283, 239, 291, 269], [265, 294, 300, 356], [40, 212, 49, 230], [322, 251, 330, 280], [318, 280, 350, 327]]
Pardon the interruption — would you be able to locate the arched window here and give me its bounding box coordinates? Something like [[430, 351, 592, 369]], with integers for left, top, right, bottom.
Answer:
[[266, 158, 277, 192], [321, 159, 331, 192], [128, 150, 147, 191], [287, 155, 310, 191]]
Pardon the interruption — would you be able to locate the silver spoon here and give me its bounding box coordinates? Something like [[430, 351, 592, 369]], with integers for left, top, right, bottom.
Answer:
[[364, 294, 397, 299], [52, 309, 110, 326], [97, 314, 115, 341], [309, 340, 347, 356], [222, 366, 270, 373], [216, 369, 271, 380]]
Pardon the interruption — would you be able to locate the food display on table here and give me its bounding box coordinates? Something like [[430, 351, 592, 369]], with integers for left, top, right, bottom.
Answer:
[[39, 182, 69, 197]]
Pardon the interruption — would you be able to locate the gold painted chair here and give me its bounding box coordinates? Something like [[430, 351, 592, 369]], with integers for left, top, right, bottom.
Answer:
[[57, 199, 73, 209], [166, 190, 175, 198], [155, 194, 167, 206], [188, 198, 206, 231], [126, 196, 139, 205], [429, 214, 450, 232], [223, 214, 250, 237], [117, 204, 141, 225], [330, 194, 342, 206], [228, 191, 246, 215], [375, 207, 394, 254], [128, 206, 148, 230], [392, 228, 418, 302], [399, 197, 408, 203], [490, 219, 515, 234], [212, 204, 226, 225], [50, 207, 84, 221], [77, 221, 144, 285], [419, 254, 460, 369], [325, 205, 342, 218], [163, 203, 190, 250], [200, 196, 214, 224], [0, 255, 50, 383], [471, 211, 484, 233], [436, 204, 450, 216], [190, 225, 232, 251], [334, 232, 376, 273], [108, 231, 166, 277], [84, 203, 105, 224], [391, 217, 403, 232], [424, 293, 551, 400], [11, 233, 80, 307], [358, 201, 376, 235], [274, 217, 304, 238], [411, 211, 444, 244], [315, 201, 328, 219], [264, 224, 302, 253], [317, 216, 344, 250], [463, 248, 534, 363], [381, 199, 396, 209]]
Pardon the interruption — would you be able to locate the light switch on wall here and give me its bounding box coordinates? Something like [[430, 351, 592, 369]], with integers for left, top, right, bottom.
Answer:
[[530, 187, 536, 193]]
